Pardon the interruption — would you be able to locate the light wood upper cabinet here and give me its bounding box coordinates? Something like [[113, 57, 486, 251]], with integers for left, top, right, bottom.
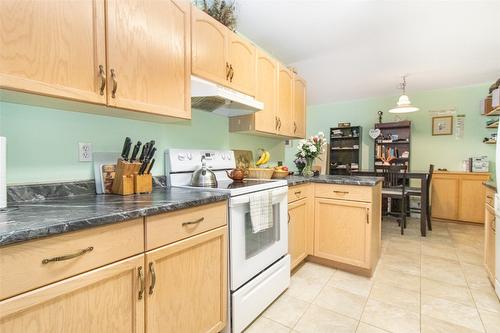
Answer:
[[191, 6, 228, 86], [254, 50, 279, 134], [0, 0, 107, 104], [228, 34, 256, 96], [314, 198, 372, 269], [145, 226, 227, 333], [278, 64, 294, 137], [432, 172, 490, 223], [293, 76, 307, 138], [106, 0, 191, 119], [0, 255, 145, 333]]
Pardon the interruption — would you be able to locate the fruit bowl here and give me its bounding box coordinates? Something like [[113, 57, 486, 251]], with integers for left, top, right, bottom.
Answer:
[[247, 168, 274, 179], [272, 170, 289, 179]]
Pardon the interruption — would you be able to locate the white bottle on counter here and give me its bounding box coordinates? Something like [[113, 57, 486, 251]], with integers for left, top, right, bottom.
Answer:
[[0, 137, 5, 209]]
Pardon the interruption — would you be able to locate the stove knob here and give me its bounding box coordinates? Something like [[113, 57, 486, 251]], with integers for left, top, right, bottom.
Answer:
[[177, 153, 186, 161], [187, 152, 192, 160]]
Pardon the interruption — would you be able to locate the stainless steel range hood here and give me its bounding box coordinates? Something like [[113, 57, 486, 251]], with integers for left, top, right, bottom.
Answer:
[[191, 76, 263, 117]]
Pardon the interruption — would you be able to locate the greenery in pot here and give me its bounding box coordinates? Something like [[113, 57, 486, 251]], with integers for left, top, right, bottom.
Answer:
[[294, 132, 327, 177], [193, 0, 237, 31]]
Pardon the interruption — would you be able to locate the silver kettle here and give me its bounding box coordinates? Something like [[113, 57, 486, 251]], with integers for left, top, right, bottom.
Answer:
[[190, 156, 218, 188]]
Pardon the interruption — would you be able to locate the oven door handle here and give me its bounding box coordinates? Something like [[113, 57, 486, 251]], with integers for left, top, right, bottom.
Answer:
[[229, 186, 289, 207]]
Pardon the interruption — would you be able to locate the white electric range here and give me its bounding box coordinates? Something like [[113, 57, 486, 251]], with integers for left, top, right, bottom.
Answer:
[[165, 149, 290, 333]]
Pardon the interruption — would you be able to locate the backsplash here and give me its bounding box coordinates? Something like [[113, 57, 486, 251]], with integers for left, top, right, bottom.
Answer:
[[0, 101, 285, 184]]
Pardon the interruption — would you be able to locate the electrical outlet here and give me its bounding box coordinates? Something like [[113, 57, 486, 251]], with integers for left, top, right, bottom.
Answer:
[[79, 143, 92, 162]]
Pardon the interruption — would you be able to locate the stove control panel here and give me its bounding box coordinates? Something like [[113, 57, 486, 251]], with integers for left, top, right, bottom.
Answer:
[[165, 149, 236, 173]]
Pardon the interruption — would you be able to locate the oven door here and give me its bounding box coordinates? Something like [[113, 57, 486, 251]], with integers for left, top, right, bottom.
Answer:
[[229, 186, 288, 291]]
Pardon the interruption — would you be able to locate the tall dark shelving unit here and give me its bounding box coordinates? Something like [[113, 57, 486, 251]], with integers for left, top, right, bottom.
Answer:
[[329, 126, 362, 175], [374, 121, 411, 170]]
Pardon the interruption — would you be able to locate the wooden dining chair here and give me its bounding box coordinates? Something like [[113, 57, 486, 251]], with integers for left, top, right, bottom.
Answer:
[[378, 164, 408, 235], [406, 164, 434, 231]]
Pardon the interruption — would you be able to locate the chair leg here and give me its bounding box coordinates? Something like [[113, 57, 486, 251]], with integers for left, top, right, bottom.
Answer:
[[427, 206, 432, 231]]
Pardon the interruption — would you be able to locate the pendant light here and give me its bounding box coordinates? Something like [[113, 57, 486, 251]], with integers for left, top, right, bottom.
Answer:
[[388, 75, 419, 113]]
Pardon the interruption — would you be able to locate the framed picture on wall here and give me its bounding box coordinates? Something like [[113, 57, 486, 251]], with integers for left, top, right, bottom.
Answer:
[[432, 116, 453, 135]]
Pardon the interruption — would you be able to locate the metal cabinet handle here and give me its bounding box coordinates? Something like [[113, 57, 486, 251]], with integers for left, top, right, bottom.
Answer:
[[288, 212, 291, 224], [226, 62, 230, 80], [278, 117, 282, 130], [98, 65, 106, 96], [229, 65, 234, 82], [294, 191, 302, 196], [149, 262, 156, 295], [41, 246, 94, 264], [294, 121, 297, 133], [138, 266, 145, 300], [366, 208, 370, 224], [275, 116, 279, 130], [487, 195, 493, 199], [333, 190, 349, 194], [182, 217, 204, 226], [110, 68, 118, 98]]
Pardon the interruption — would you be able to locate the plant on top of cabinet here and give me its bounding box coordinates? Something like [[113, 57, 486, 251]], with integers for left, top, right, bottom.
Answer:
[[193, 0, 237, 31]]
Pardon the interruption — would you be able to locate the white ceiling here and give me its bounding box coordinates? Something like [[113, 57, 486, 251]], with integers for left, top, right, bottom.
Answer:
[[236, 0, 500, 105]]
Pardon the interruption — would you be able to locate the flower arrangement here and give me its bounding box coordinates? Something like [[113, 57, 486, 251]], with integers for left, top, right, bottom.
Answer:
[[294, 132, 327, 176]]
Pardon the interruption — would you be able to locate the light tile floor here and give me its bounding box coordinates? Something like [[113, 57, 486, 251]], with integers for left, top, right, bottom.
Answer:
[[244, 217, 500, 333]]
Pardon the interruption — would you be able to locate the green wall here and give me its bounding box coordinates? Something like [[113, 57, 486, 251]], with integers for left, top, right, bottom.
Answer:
[[285, 83, 496, 178], [0, 101, 285, 184]]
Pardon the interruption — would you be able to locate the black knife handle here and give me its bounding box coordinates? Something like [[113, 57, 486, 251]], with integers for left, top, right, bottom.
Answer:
[[146, 159, 155, 174], [147, 147, 157, 161], [139, 161, 148, 175], [121, 137, 131, 160], [130, 141, 142, 162], [140, 143, 150, 162]]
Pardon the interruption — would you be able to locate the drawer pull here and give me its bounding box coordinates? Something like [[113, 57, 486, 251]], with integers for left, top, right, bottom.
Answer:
[[333, 190, 349, 195], [182, 217, 204, 226], [149, 262, 156, 295], [366, 209, 370, 224], [98, 65, 106, 95], [110, 68, 118, 98], [487, 195, 493, 199], [138, 266, 145, 300], [41, 246, 94, 264], [294, 191, 302, 196]]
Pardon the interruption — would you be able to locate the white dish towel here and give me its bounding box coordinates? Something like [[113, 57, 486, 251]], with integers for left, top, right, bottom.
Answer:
[[249, 191, 274, 233]]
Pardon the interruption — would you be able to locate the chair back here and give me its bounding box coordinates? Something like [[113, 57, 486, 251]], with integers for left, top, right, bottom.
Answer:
[[381, 164, 407, 188]]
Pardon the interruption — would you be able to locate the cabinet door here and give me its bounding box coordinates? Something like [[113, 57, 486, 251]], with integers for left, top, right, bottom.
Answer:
[[293, 76, 307, 138], [0, 0, 106, 104], [0, 255, 144, 333], [277, 64, 294, 136], [484, 205, 496, 283], [228, 34, 256, 96], [288, 197, 313, 270], [145, 227, 227, 333], [191, 6, 228, 86], [314, 198, 371, 268], [106, 0, 191, 119], [459, 177, 486, 223], [254, 49, 279, 134], [431, 176, 459, 220]]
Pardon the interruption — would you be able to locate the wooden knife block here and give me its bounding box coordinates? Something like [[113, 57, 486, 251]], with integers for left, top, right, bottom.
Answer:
[[112, 160, 142, 195], [134, 174, 153, 194]]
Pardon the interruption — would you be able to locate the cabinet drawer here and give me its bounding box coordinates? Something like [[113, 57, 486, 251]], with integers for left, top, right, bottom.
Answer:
[[315, 183, 372, 202], [485, 187, 495, 208], [146, 201, 227, 250], [0, 219, 144, 300], [288, 184, 313, 203]]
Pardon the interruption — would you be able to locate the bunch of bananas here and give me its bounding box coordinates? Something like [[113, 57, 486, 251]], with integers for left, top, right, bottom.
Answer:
[[255, 148, 270, 166]]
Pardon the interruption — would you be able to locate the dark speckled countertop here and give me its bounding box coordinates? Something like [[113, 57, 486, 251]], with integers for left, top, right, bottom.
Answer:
[[0, 187, 228, 247], [484, 180, 497, 191], [287, 175, 383, 187]]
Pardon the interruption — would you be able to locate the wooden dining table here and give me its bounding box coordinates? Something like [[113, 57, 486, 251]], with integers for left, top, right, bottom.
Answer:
[[353, 168, 430, 236]]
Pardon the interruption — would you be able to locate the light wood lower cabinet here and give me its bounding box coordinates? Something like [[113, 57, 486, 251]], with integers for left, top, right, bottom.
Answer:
[[432, 172, 490, 223], [145, 226, 227, 333], [287, 183, 381, 276], [484, 194, 496, 285], [288, 193, 314, 271], [314, 198, 374, 269], [0, 255, 145, 333]]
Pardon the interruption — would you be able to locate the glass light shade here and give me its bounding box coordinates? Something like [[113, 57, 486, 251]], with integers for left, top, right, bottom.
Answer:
[[388, 94, 419, 113]]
